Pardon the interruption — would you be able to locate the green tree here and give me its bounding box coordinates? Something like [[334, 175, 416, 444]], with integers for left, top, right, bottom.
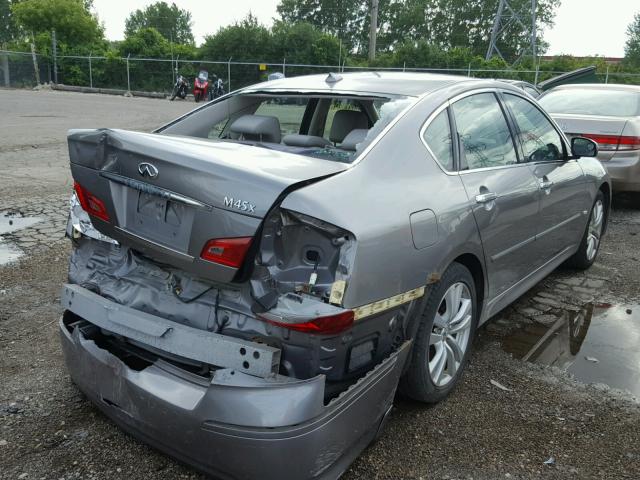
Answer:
[[1, 0, 20, 45], [277, 0, 560, 61], [277, 0, 368, 53], [624, 12, 640, 67], [270, 21, 341, 65], [200, 13, 272, 61], [11, 0, 103, 51], [125, 1, 194, 45]]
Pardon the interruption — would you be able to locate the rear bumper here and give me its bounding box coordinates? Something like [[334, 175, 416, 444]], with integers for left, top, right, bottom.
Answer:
[[59, 307, 410, 479], [603, 153, 640, 192]]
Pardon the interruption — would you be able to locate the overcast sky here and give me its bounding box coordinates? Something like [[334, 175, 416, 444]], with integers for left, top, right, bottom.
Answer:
[[93, 0, 638, 57]]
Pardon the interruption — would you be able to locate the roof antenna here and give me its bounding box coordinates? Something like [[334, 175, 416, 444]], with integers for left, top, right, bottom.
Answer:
[[325, 72, 343, 84]]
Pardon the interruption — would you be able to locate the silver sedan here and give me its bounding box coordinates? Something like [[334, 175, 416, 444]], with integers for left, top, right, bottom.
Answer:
[[539, 83, 640, 192], [61, 72, 609, 479]]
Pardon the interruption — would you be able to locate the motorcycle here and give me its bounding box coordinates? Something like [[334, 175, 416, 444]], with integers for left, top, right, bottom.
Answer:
[[170, 74, 188, 101], [209, 76, 225, 100], [193, 70, 209, 102]]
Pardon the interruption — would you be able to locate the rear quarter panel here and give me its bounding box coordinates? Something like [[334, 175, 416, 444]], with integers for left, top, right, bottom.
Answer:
[[281, 89, 486, 309]]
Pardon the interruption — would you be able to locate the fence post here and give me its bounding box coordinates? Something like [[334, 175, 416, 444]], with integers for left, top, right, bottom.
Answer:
[[227, 57, 232, 92], [30, 42, 41, 86], [1, 50, 9, 86], [403, 61, 406, 72], [283, 58, 286, 76], [467, 63, 472, 77], [88, 53, 93, 88], [126, 54, 131, 93], [52, 30, 57, 84], [605, 65, 609, 84]]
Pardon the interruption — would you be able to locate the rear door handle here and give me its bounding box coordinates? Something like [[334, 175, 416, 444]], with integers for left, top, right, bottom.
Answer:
[[475, 192, 498, 204]]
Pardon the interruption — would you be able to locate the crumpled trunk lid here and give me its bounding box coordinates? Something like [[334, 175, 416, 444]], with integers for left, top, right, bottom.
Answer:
[[68, 128, 347, 283]]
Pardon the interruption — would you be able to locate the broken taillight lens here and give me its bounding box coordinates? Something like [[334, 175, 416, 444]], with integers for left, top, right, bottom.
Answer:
[[260, 310, 355, 335], [200, 237, 253, 268], [74, 181, 110, 222]]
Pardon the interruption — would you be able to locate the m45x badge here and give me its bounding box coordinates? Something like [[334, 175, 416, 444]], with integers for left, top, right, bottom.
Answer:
[[224, 196, 256, 213]]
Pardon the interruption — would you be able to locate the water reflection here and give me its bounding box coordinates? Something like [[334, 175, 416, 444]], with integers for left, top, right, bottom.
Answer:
[[503, 304, 640, 399]]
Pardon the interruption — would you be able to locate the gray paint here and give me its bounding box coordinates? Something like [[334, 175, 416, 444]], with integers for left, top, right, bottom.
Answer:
[[60, 317, 411, 479], [61, 72, 611, 479], [62, 284, 281, 377]]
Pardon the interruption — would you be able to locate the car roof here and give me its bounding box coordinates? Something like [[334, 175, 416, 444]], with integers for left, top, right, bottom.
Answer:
[[549, 83, 640, 93], [241, 71, 482, 97]]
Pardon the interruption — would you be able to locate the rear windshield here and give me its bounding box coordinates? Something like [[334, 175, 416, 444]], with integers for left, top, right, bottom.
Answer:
[[539, 89, 640, 117], [159, 92, 412, 164]]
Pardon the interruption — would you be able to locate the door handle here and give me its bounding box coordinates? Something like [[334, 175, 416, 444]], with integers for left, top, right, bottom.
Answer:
[[475, 192, 498, 204], [539, 179, 554, 190]]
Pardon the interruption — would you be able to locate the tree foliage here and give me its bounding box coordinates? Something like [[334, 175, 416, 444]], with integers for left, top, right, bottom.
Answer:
[[11, 0, 103, 51], [0, 0, 20, 45], [624, 12, 640, 67], [277, 0, 560, 61], [200, 14, 271, 61], [125, 1, 194, 45]]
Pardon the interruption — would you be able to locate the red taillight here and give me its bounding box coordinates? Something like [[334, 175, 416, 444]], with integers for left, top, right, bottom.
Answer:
[[74, 181, 110, 221], [259, 310, 355, 335], [580, 134, 640, 152], [617, 135, 640, 151], [200, 237, 252, 268]]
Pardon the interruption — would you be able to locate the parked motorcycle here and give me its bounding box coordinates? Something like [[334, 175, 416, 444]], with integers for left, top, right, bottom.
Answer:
[[193, 70, 209, 102], [170, 74, 188, 101], [209, 75, 225, 100]]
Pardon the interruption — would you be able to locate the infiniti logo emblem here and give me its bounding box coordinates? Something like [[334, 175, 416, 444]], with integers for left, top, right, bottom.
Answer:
[[138, 162, 159, 178]]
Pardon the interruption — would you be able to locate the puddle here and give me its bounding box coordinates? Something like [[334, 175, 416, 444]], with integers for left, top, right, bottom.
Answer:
[[503, 304, 640, 398], [0, 211, 42, 235], [0, 240, 24, 265], [0, 212, 43, 266]]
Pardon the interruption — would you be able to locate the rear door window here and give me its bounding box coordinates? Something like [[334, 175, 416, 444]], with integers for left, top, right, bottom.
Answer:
[[451, 93, 518, 170], [504, 94, 565, 162], [423, 110, 454, 171]]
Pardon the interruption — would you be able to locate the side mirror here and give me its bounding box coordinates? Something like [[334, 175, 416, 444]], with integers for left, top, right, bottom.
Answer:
[[571, 137, 598, 157]]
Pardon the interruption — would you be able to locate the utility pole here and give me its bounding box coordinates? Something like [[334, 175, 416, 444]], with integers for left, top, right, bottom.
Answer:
[[1, 45, 9, 86], [486, 0, 537, 64], [30, 42, 40, 85], [52, 29, 58, 84], [368, 0, 379, 62]]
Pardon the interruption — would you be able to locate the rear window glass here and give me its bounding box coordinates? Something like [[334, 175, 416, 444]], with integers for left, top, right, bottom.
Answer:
[[539, 89, 640, 117], [255, 98, 309, 137]]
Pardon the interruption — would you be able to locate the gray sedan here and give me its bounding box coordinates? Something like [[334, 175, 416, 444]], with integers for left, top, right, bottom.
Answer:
[[539, 83, 640, 192], [61, 72, 609, 479]]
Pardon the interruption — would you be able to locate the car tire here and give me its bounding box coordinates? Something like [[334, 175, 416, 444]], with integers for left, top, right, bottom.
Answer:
[[400, 262, 478, 403], [565, 191, 606, 270]]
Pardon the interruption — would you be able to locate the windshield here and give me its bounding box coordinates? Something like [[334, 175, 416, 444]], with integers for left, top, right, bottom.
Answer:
[[198, 71, 209, 81], [539, 89, 640, 117], [160, 92, 412, 164]]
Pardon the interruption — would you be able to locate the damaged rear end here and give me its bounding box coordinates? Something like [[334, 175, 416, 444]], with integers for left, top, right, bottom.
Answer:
[[60, 128, 412, 479]]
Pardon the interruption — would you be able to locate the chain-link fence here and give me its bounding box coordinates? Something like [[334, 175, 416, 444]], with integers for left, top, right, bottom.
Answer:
[[3, 49, 640, 95]]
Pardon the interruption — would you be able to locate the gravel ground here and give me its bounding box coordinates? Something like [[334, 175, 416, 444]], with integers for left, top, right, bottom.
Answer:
[[1, 89, 640, 480]]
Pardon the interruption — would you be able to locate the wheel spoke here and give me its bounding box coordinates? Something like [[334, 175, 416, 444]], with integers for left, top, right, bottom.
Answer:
[[450, 298, 472, 326], [449, 314, 471, 334], [434, 312, 447, 328], [444, 342, 458, 377], [429, 332, 444, 345], [446, 284, 463, 319], [446, 335, 464, 362], [430, 345, 447, 384]]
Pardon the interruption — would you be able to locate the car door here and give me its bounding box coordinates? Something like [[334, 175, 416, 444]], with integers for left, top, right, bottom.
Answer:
[[501, 92, 589, 260], [451, 91, 541, 299]]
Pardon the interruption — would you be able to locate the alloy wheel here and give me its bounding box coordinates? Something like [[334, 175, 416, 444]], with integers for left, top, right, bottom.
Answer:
[[428, 282, 473, 387], [586, 199, 604, 261]]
